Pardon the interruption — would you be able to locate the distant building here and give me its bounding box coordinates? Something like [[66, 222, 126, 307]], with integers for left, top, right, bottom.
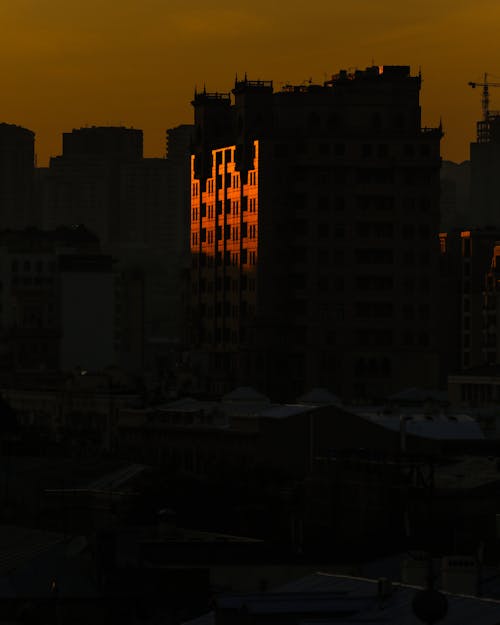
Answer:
[[41, 125, 194, 379], [440, 160, 470, 230], [2, 369, 140, 452], [42, 126, 143, 246], [0, 226, 115, 373], [59, 254, 116, 371], [440, 228, 500, 372], [470, 114, 500, 227], [190, 67, 443, 400], [0, 123, 37, 229], [115, 387, 485, 478]]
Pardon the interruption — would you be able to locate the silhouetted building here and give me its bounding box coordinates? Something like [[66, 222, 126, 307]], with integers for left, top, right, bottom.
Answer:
[[440, 228, 500, 372], [166, 124, 193, 264], [59, 254, 116, 371], [440, 160, 470, 230], [42, 126, 143, 245], [0, 123, 37, 229], [470, 114, 500, 227], [0, 226, 115, 373], [189, 67, 443, 400], [2, 369, 140, 453], [41, 125, 193, 379]]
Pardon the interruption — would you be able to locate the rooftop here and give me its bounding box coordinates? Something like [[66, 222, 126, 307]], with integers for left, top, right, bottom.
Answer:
[[186, 572, 500, 625]]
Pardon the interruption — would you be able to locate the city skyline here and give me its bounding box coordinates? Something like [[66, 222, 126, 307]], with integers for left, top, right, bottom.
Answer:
[[1, 0, 499, 165]]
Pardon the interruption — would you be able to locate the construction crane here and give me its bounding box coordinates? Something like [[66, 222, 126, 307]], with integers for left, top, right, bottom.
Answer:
[[468, 73, 500, 121]]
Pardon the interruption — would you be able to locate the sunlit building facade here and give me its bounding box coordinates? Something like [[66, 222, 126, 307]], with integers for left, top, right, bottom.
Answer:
[[190, 67, 443, 400]]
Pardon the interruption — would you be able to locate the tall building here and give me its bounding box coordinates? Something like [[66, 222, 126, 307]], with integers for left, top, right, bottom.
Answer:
[[440, 228, 500, 372], [0, 123, 36, 229], [440, 160, 470, 230], [189, 67, 443, 400], [0, 226, 115, 373], [166, 124, 193, 265], [470, 115, 500, 227], [42, 126, 143, 246]]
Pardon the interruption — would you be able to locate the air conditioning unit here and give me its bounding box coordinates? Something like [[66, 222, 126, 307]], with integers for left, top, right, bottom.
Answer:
[[441, 555, 480, 596]]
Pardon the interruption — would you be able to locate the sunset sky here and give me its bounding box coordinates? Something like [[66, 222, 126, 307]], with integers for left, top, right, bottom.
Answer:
[[1, 0, 498, 165]]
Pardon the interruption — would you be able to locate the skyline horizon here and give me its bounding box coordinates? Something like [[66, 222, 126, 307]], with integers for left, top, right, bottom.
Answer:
[[4, 0, 499, 166], [5, 67, 482, 168]]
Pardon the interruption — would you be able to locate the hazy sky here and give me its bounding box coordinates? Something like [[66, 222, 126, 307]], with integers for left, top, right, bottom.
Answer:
[[1, 0, 498, 165]]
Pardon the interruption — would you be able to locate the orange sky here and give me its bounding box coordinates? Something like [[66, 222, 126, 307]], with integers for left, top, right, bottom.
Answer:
[[1, 0, 498, 165]]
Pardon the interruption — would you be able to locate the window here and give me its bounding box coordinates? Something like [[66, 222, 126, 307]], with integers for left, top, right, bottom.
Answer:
[[362, 144, 372, 158], [334, 196, 345, 211], [355, 249, 393, 264], [317, 223, 329, 238]]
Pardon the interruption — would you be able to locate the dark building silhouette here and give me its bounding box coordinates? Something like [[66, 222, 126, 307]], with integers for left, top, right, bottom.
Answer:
[[40, 125, 194, 380], [470, 115, 500, 227], [440, 228, 500, 373], [42, 126, 143, 246], [0, 226, 115, 373], [166, 124, 193, 267], [0, 123, 37, 229], [440, 160, 470, 230], [189, 67, 443, 400]]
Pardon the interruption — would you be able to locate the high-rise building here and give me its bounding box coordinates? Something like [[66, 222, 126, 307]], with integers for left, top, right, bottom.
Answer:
[[166, 124, 193, 264], [189, 67, 443, 400], [0, 123, 36, 229], [41, 125, 195, 380], [439, 228, 500, 372], [0, 226, 115, 373], [42, 126, 143, 245], [470, 115, 500, 227], [440, 160, 471, 230]]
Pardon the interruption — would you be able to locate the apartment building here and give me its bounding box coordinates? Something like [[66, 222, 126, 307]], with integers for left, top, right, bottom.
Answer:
[[190, 67, 442, 400]]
